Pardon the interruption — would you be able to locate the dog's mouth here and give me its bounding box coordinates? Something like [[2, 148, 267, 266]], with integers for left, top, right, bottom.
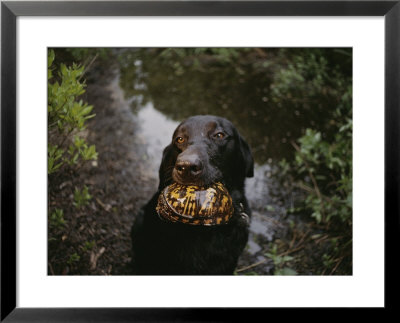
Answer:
[[171, 166, 223, 188], [171, 170, 206, 187]]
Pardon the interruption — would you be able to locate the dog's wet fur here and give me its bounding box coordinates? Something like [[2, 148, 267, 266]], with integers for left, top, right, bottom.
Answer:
[[131, 115, 254, 275]]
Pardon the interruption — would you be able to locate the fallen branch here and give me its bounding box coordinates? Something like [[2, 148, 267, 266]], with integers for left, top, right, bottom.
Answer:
[[330, 256, 344, 275], [236, 258, 268, 273], [90, 246, 106, 271]]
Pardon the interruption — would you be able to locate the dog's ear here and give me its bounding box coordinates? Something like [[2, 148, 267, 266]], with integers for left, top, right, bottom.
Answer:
[[158, 143, 178, 191], [237, 133, 254, 178]]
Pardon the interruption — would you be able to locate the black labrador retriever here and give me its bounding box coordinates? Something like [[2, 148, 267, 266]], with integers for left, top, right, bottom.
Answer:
[[131, 115, 254, 275]]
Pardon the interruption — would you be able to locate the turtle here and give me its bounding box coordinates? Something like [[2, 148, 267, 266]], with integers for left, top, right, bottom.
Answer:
[[156, 182, 234, 226]]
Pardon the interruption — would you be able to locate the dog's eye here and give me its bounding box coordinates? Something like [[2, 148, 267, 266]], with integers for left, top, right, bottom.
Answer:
[[175, 137, 185, 144], [214, 132, 225, 139]]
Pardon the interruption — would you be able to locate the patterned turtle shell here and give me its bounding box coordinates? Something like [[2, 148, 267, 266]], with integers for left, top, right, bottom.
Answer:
[[156, 182, 233, 226]]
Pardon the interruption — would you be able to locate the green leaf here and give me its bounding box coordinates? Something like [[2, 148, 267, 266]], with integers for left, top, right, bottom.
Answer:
[[48, 49, 55, 68], [73, 185, 92, 208], [278, 267, 298, 275], [49, 208, 66, 230], [67, 253, 80, 265]]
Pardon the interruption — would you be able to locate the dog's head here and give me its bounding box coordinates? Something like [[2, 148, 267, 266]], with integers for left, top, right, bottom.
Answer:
[[158, 115, 253, 191]]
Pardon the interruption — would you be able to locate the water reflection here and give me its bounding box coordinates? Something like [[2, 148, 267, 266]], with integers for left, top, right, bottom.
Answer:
[[118, 48, 351, 163], [136, 103, 179, 172]]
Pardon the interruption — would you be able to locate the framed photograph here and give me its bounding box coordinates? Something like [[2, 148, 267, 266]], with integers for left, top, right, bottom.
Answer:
[[1, 1, 398, 320]]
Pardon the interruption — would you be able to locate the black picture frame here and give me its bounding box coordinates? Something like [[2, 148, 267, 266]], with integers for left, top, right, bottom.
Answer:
[[1, 1, 398, 321]]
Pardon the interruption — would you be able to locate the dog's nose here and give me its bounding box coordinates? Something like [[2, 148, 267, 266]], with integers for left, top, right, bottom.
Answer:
[[175, 154, 203, 178]]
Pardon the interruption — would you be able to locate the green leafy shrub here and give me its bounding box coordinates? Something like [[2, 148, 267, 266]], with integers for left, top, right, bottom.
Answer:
[[48, 49, 99, 274], [67, 253, 81, 265], [48, 49, 97, 175], [277, 84, 352, 275], [49, 208, 66, 231], [73, 185, 92, 208], [283, 86, 352, 226], [265, 243, 297, 275]]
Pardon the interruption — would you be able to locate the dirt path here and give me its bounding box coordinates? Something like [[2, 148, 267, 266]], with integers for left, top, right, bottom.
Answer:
[[81, 64, 160, 274]]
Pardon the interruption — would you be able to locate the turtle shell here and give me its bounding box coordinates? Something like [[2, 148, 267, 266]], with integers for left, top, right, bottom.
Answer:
[[156, 182, 233, 226]]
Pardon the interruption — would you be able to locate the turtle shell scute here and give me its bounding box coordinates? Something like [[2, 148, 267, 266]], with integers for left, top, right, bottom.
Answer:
[[156, 182, 233, 226]]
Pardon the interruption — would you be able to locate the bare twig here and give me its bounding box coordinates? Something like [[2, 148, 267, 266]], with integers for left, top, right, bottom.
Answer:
[[236, 258, 268, 273], [90, 247, 106, 271], [48, 262, 55, 275], [78, 54, 99, 82], [254, 48, 268, 58], [295, 182, 331, 203], [289, 229, 297, 249], [330, 256, 344, 275], [278, 244, 306, 258]]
